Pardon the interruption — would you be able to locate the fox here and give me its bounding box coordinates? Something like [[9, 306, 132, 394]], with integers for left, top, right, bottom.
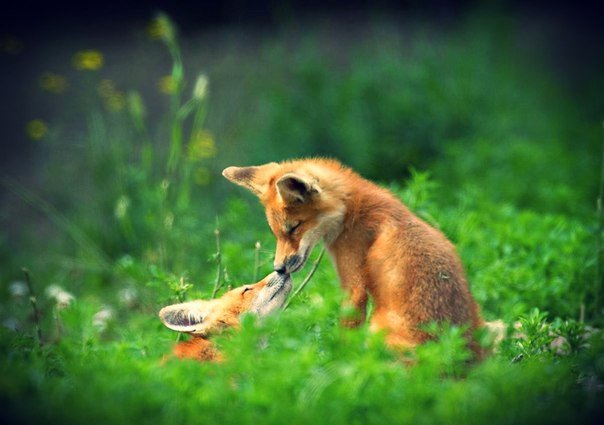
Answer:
[[222, 158, 485, 355], [159, 272, 292, 361]]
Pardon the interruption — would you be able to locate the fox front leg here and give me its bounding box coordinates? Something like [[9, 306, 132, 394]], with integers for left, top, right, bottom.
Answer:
[[329, 248, 369, 328], [341, 282, 368, 328]]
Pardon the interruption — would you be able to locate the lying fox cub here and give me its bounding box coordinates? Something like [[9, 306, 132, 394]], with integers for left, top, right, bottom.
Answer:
[[223, 158, 485, 357], [159, 272, 292, 361]]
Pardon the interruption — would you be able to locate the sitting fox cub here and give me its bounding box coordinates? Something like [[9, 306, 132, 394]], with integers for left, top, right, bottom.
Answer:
[[223, 158, 484, 355], [159, 272, 292, 361]]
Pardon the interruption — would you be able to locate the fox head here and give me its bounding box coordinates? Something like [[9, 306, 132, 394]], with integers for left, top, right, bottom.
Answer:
[[159, 272, 292, 336], [222, 160, 346, 273]]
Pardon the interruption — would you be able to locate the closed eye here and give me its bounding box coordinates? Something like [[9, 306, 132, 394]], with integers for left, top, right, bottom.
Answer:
[[286, 221, 302, 236]]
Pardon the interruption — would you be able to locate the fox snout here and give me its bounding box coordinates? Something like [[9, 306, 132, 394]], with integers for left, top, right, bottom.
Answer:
[[274, 253, 307, 274], [249, 272, 292, 316]]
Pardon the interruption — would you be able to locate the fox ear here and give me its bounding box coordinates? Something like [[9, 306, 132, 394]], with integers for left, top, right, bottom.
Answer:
[[276, 173, 318, 204], [222, 163, 278, 196], [159, 300, 213, 334]]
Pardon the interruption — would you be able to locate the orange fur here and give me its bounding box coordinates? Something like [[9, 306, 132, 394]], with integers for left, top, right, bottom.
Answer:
[[223, 158, 485, 357], [172, 337, 223, 362], [160, 273, 290, 362]]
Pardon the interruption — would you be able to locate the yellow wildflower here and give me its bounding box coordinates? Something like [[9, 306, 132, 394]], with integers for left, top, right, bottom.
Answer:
[[187, 130, 217, 160], [72, 50, 103, 71], [97, 79, 125, 111], [105, 93, 126, 111], [97, 79, 117, 97], [147, 14, 175, 43], [39, 73, 68, 94], [194, 167, 211, 185], [157, 75, 175, 94], [26, 120, 48, 140]]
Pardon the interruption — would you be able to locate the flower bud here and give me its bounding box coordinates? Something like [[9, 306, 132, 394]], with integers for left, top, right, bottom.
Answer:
[[193, 74, 209, 100]]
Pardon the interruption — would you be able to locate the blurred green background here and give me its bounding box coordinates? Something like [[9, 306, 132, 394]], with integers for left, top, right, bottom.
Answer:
[[1, 1, 603, 424]]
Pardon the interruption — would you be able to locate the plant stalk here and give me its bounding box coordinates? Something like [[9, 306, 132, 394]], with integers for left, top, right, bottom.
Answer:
[[22, 268, 43, 347], [211, 220, 224, 298], [283, 247, 325, 310], [253, 241, 261, 282]]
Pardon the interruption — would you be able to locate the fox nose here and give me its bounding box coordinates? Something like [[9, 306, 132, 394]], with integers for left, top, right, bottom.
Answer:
[[273, 264, 287, 274], [274, 254, 302, 274]]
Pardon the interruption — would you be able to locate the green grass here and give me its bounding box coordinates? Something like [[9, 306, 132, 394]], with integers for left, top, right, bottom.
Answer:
[[1, 11, 603, 425]]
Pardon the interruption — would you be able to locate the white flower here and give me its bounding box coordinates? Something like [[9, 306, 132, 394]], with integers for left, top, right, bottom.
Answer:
[[114, 195, 130, 220], [118, 287, 138, 308], [2, 317, 20, 331], [9, 281, 28, 297], [46, 284, 61, 298], [46, 284, 75, 309], [93, 306, 115, 331], [164, 212, 174, 230], [550, 335, 569, 356]]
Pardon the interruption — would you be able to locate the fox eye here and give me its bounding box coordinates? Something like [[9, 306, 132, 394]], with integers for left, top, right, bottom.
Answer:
[[242, 286, 254, 295], [286, 221, 302, 235]]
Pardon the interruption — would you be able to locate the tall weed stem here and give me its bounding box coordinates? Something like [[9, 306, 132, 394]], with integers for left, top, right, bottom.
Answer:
[[284, 247, 325, 310], [22, 268, 43, 347], [211, 219, 224, 298], [253, 241, 261, 282]]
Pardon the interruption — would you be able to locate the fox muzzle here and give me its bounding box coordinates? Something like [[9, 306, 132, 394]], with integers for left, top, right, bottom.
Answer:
[[249, 272, 292, 316], [274, 250, 309, 273]]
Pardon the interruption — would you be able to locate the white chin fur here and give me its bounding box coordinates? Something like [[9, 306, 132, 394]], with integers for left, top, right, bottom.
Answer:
[[296, 208, 344, 266], [307, 208, 345, 246]]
